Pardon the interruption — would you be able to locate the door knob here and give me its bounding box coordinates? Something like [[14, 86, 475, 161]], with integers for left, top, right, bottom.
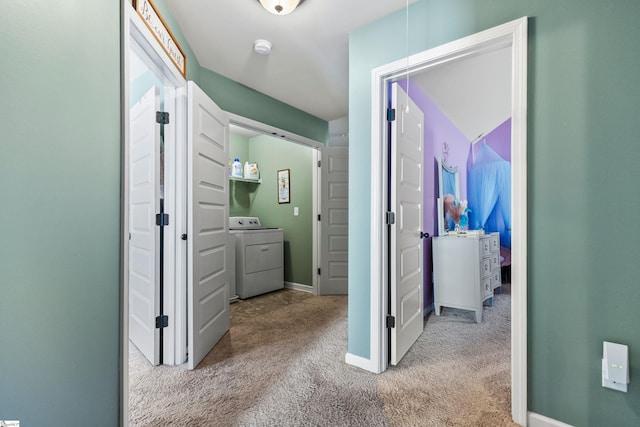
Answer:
[[420, 232, 430, 239]]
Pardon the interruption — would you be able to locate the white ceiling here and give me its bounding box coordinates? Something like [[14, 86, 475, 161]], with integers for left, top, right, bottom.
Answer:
[[166, 0, 416, 122]]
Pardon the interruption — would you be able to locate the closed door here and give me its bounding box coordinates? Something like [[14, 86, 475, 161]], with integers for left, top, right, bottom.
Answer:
[[390, 82, 425, 365], [128, 86, 161, 365], [319, 147, 349, 295]]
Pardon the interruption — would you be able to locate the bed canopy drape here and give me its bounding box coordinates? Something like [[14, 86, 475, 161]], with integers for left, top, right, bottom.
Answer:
[[467, 142, 511, 248]]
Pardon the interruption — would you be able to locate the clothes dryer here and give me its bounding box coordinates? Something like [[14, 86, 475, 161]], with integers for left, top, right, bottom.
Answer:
[[229, 217, 284, 299]]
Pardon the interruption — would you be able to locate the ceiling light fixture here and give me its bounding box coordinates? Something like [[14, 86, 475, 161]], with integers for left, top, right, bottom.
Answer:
[[258, 0, 304, 16]]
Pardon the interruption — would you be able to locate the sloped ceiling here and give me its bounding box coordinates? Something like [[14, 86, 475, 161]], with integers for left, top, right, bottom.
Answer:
[[412, 46, 512, 141]]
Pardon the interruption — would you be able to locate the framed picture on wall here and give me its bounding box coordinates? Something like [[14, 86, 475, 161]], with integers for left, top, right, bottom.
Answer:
[[277, 169, 290, 204]]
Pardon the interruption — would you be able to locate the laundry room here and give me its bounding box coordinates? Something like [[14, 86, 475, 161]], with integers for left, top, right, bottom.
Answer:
[[228, 125, 315, 294]]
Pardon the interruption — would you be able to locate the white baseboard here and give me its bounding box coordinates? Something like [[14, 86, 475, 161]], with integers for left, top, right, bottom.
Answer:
[[528, 412, 574, 427], [284, 282, 313, 293]]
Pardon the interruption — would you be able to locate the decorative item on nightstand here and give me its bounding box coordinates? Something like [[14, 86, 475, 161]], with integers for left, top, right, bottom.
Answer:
[[443, 194, 470, 232]]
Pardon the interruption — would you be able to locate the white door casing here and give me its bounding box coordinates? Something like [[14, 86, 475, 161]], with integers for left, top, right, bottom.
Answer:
[[390, 83, 425, 365], [187, 81, 230, 370], [319, 147, 349, 295], [128, 86, 161, 366]]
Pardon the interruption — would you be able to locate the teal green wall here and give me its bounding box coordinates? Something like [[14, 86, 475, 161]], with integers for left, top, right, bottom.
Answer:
[[349, 1, 640, 425], [0, 1, 121, 426], [230, 134, 314, 286], [198, 69, 329, 144]]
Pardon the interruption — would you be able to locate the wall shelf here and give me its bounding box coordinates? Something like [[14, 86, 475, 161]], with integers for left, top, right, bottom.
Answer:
[[230, 176, 261, 184]]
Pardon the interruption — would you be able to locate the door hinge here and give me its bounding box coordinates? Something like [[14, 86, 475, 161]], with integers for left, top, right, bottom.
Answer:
[[155, 315, 168, 329], [156, 213, 169, 226], [317, 160, 321, 167], [317, 268, 321, 276], [387, 108, 396, 122], [156, 111, 170, 125], [386, 315, 396, 328], [317, 214, 321, 221], [386, 211, 395, 225]]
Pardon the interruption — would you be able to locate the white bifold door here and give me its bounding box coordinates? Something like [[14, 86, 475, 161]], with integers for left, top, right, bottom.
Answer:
[[187, 81, 231, 370], [318, 147, 349, 295], [390, 82, 425, 365], [128, 86, 161, 365]]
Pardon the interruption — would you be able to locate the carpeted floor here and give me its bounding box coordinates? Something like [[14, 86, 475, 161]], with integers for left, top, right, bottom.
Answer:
[[129, 284, 515, 426]]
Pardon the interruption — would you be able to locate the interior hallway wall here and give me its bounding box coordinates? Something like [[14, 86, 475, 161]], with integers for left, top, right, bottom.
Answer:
[[0, 2, 121, 425]]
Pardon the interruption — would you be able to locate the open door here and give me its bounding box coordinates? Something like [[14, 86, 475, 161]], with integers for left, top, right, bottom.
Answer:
[[187, 81, 230, 370], [318, 147, 349, 295], [129, 86, 161, 365], [390, 82, 425, 365]]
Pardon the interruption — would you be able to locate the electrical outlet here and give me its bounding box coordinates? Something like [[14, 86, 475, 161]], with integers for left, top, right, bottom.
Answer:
[[602, 341, 629, 392]]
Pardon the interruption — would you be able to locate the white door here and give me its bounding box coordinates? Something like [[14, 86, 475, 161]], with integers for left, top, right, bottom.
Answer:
[[319, 147, 349, 295], [390, 82, 425, 365], [187, 81, 230, 370], [129, 86, 161, 365]]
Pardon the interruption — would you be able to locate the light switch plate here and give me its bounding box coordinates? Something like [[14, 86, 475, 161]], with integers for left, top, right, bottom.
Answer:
[[294, 207, 299, 216]]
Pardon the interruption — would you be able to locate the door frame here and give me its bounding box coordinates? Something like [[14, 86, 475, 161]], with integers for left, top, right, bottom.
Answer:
[[122, 2, 187, 424], [226, 113, 324, 296], [368, 17, 528, 425]]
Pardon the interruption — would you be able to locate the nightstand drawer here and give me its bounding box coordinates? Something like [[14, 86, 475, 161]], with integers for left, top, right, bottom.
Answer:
[[481, 257, 491, 278]]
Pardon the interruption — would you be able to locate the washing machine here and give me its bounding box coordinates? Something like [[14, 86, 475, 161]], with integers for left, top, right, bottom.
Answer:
[[229, 216, 284, 299]]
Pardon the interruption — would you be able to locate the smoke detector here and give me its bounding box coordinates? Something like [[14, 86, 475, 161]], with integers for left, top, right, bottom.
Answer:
[[254, 39, 272, 55]]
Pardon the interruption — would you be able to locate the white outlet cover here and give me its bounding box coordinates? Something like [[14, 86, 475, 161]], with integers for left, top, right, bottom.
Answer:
[[602, 341, 629, 392]]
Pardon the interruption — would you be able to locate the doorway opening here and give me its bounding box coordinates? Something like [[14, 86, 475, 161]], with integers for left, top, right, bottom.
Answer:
[[228, 117, 321, 296], [122, 4, 187, 423], [369, 17, 528, 425], [228, 114, 349, 298]]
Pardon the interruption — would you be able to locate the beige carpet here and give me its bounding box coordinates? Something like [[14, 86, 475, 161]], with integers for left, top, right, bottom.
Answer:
[[129, 285, 515, 426]]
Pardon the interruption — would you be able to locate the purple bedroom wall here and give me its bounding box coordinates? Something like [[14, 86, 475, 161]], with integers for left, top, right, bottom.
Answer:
[[471, 117, 512, 162]]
